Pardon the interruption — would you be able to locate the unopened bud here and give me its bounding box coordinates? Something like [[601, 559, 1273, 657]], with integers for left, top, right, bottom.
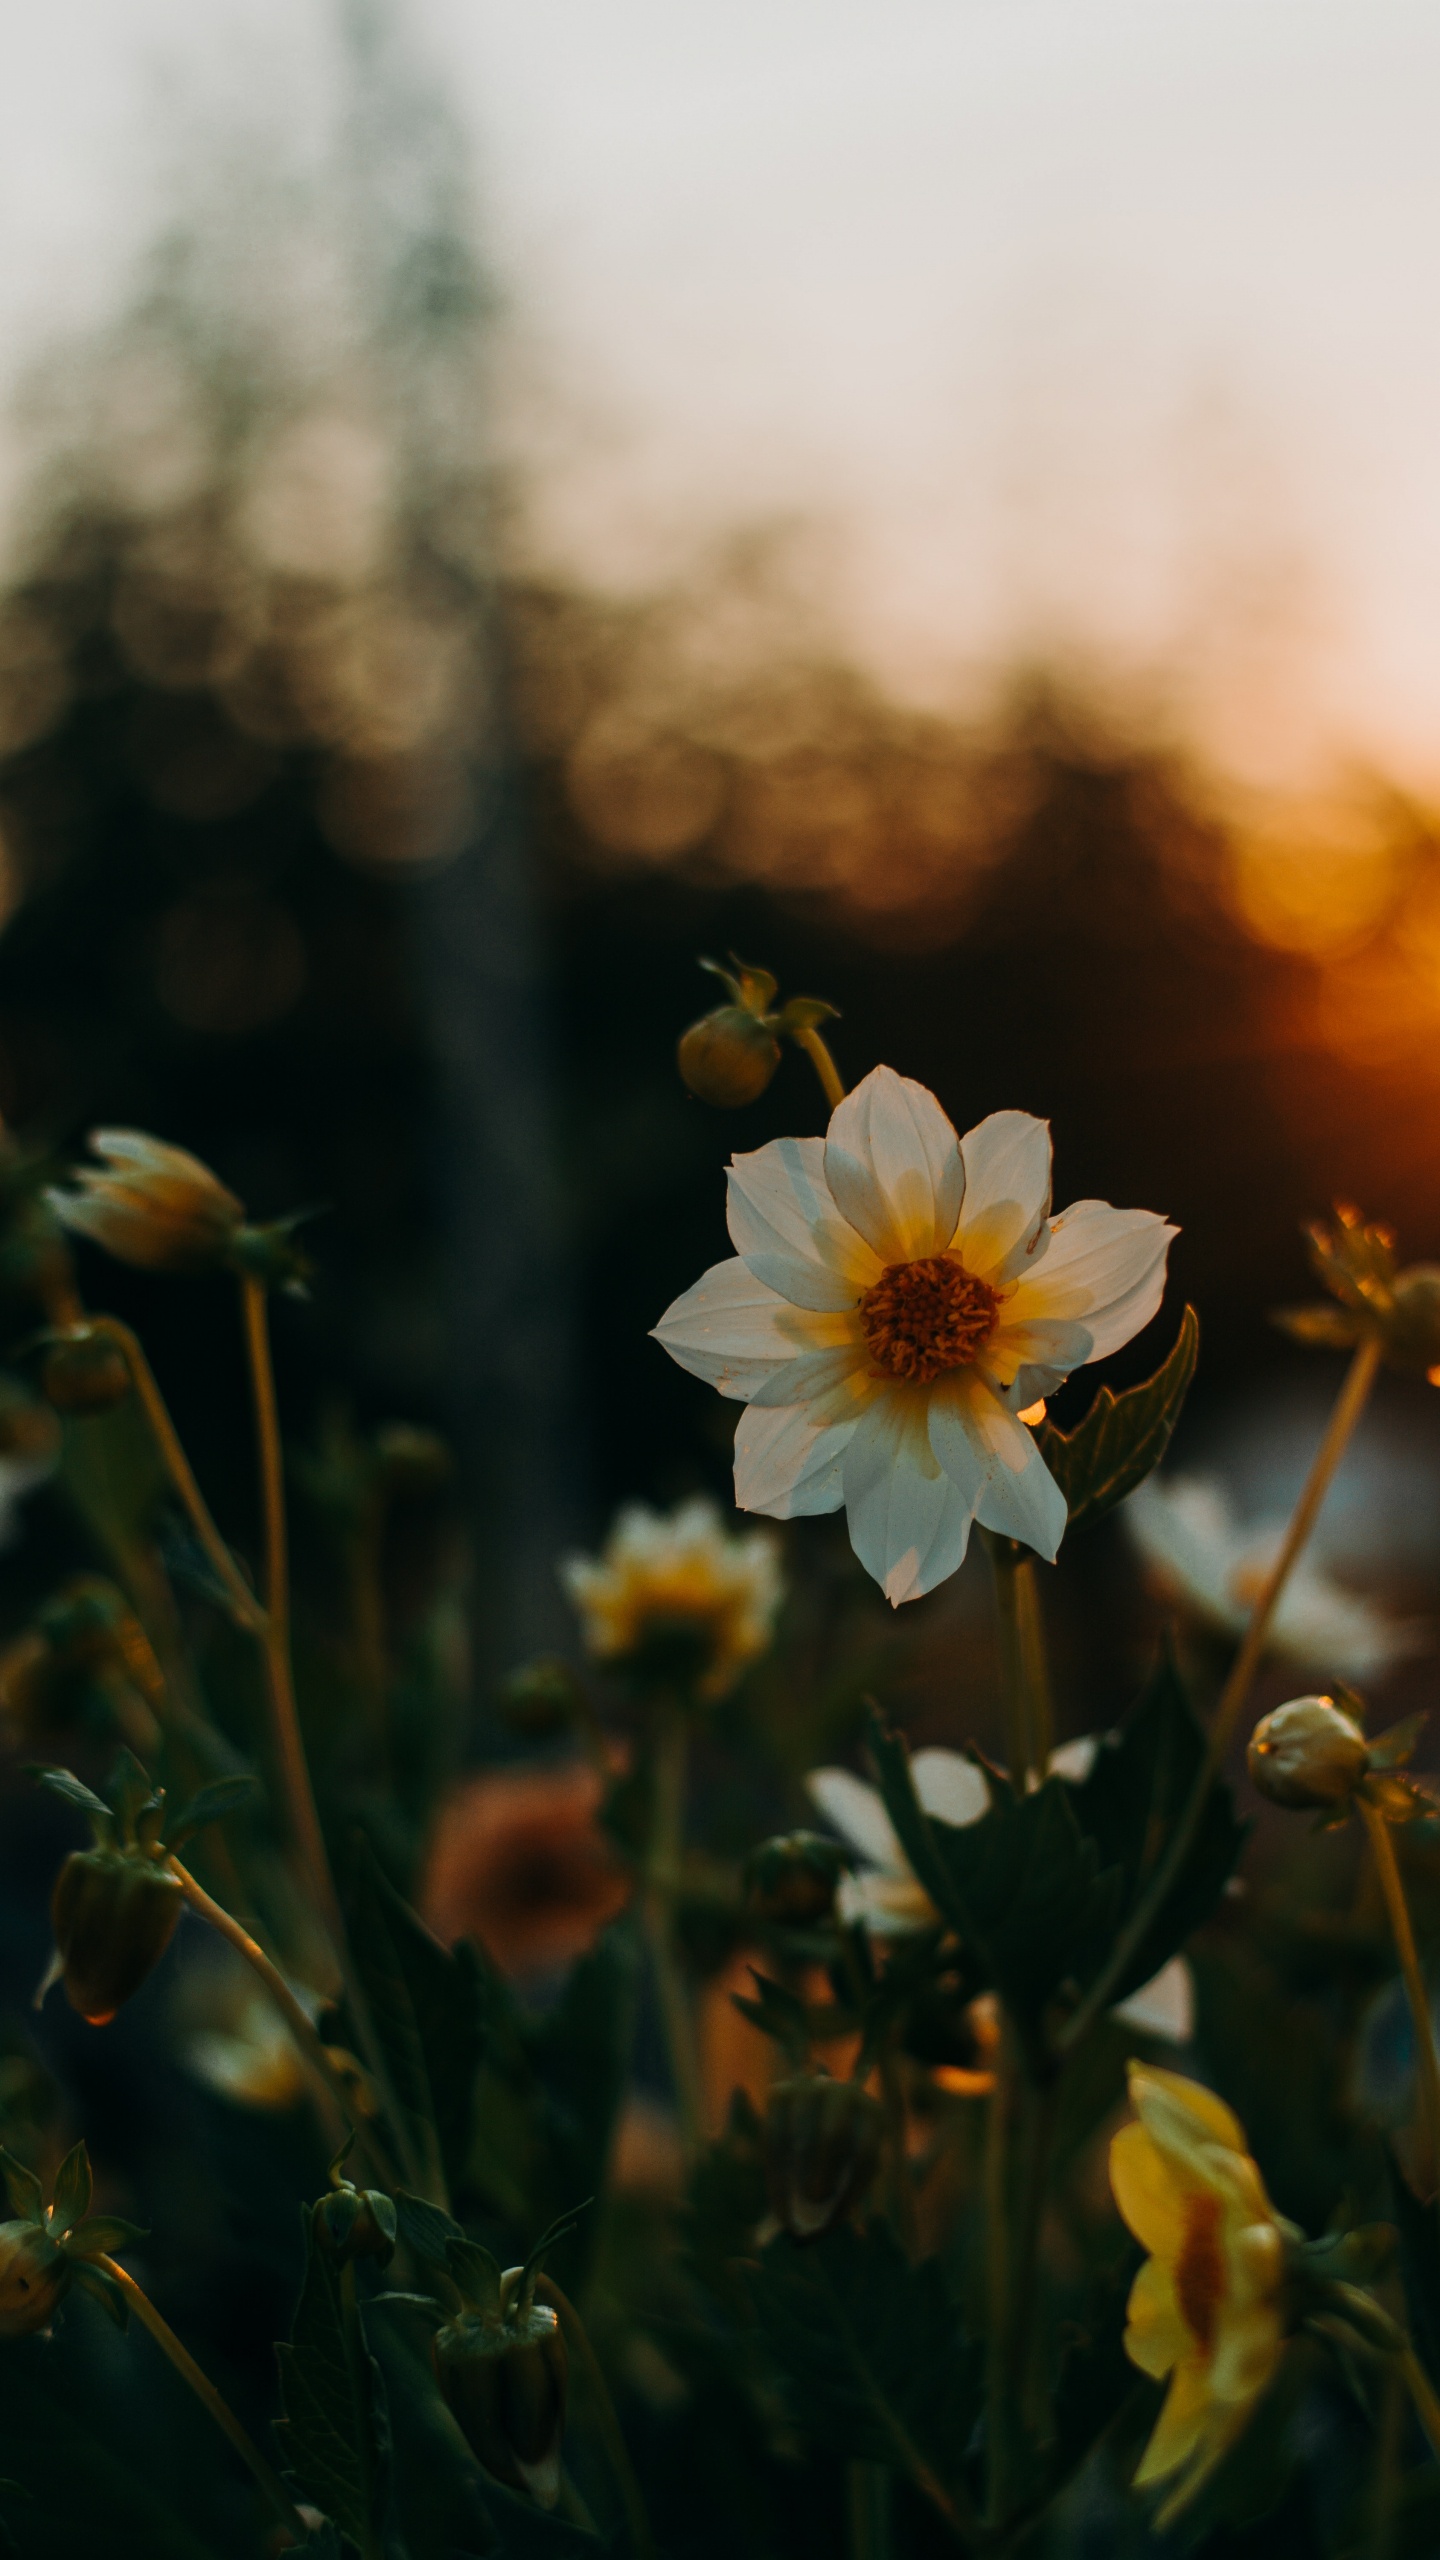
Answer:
[[745, 1831, 845, 1927], [764, 2073, 884, 2242], [313, 2183, 396, 2267], [678, 1007, 781, 1109], [0, 2220, 68, 2336], [432, 2280, 568, 2507], [50, 1850, 183, 2024], [41, 1337, 131, 1415], [47, 1131, 244, 1276], [1247, 1695, 1370, 1811]]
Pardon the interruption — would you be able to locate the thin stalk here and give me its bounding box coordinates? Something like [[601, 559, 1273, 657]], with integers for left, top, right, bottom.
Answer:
[[1400, 2344, 1440, 2465], [793, 1026, 846, 1112], [877, 2040, 918, 2257], [536, 2277, 658, 2560], [1013, 1558, 1054, 1777], [167, 1857, 397, 2191], [846, 2460, 894, 2560], [643, 1707, 705, 2154], [1359, 1797, 1440, 2200], [983, 2044, 1013, 2526], [1003, 2078, 1061, 2451], [96, 2255, 307, 2540], [340, 2260, 384, 2560], [74, 1318, 265, 1633], [1058, 1334, 1382, 2058], [983, 1534, 1036, 1786]]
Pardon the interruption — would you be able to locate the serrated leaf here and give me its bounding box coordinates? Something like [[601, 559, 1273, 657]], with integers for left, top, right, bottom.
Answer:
[[1036, 1304, 1199, 1533], [346, 1838, 486, 2201], [1064, 1647, 1246, 2004], [0, 2147, 44, 2225], [277, 2206, 392, 2554], [867, 1714, 1121, 2042], [48, 2143, 91, 2235], [165, 1773, 258, 1850], [748, 2220, 979, 2497]]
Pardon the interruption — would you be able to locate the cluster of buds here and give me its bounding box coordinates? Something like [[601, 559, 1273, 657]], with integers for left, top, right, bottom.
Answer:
[[37, 1751, 254, 2025], [1247, 1693, 1434, 1827], [0, 2140, 143, 2336], [744, 1830, 847, 1929], [46, 1130, 309, 1291], [763, 2072, 884, 2242], [676, 957, 839, 1109], [1275, 1202, 1440, 1380]]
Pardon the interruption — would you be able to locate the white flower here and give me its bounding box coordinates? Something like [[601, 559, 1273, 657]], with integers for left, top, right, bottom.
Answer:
[[654, 1066, 1175, 1605], [1127, 1476, 1427, 1684], [47, 1129, 244, 1273], [560, 1495, 782, 1698], [806, 1745, 1193, 2039], [182, 1982, 317, 2111]]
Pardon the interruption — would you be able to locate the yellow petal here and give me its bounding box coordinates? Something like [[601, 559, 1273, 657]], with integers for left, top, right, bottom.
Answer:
[[1210, 2303, 1283, 2406], [1129, 2062, 1246, 2158], [1110, 2121, 1189, 2257], [1134, 2357, 1211, 2487], [1124, 2256, 1187, 2381]]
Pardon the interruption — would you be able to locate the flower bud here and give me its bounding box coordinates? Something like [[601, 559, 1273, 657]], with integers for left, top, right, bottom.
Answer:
[[313, 2183, 396, 2267], [1247, 1695, 1370, 1810], [764, 2073, 885, 2242], [744, 1830, 845, 1927], [47, 1131, 244, 1275], [41, 1337, 132, 1415], [0, 2220, 68, 2336], [431, 2283, 568, 2507], [499, 1657, 584, 1738], [677, 1006, 781, 1108], [51, 1849, 183, 2024]]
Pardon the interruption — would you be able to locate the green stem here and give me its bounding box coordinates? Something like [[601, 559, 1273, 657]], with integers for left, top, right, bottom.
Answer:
[[846, 2460, 894, 2560], [536, 2277, 658, 2560], [340, 2260, 384, 2560], [75, 1318, 265, 1633], [643, 1707, 705, 2155], [1057, 1333, 1382, 2058], [793, 1025, 846, 1113], [1359, 1797, 1440, 2200], [1368, 2363, 1403, 2560], [1400, 2344, 1440, 2464], [983, 1533, 1036, 1786], [97, 2255, 307, 2540], [1013, 1557, 1054, 1777], [877, 2040, 918, 2258], [1004, 2077, 1061, 2451], [983, 2042, 1013, 2526]]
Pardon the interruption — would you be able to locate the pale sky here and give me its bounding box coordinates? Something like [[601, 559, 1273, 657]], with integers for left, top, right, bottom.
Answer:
[[3, 0, 1440, 787]]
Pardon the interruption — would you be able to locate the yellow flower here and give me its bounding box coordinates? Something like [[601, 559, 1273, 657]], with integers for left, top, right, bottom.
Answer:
[[47, 1130, 244, 1273], [1110, 2063, 1291, 2525], [560, 1496, 781, 1698]]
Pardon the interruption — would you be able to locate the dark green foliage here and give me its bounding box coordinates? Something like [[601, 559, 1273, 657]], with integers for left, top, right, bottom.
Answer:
[[1035, 1303, 1199, 1532], [276, 2204, 394, 2556], [345, 1837, 486, 2200]]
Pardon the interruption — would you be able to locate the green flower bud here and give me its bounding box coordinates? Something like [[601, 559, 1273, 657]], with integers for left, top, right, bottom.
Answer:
[[677, 1006, 782, 1108], [744, 1830, 846, 1927], [1247, 1695, 1370, 1811], [41, 1337, 131, 1415], [313, 2183, 397, 2267], [764, 2073, 885, 2242], [499, 1657, 584, 1738], [432, 2279, 568, 2508], [0, 2220, 68, 2336], [51, 1849, 183, 2024]]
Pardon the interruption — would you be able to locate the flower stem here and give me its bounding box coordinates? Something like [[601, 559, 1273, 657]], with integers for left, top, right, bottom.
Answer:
[[74, 1318, 265, 1633], [846, 2460, 894, 2560], [1358, 1797, 1440, 2199], [536, 2275, 657, 2560], [340, 2259, 385, 2560], [983, 2039, 1013, 2525], [1057, 1333, 1382, 2059], [96, 2254, 308, 2540], [983, 1533, 1040, 1785], [643, 1707, 705, 2155], [793, 1026, 846, 1113], [1400, 2344, 1440, 2465]]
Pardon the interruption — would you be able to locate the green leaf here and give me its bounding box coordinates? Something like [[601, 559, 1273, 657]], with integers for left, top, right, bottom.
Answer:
[[1065, 1647, 1246, 2004], [731, 1969, 812, 2063], [866, 1714, 1121, 2043], [1390, 2152, 1440, 2387], [277, 2205, 392, 2554], [67, 2214, 148, 2259], [392, 2189, 463, 2272], [0, 2146, 44, 2225], [774, 995, 840, 1033], [67, 2258, 129, 2328], [445, 2237, 503, 2317], [345, 1838, 486, 2199], [164, 1773, 259, 1850], [48, 2143, 91, 2235], [103, 1748, 160, 1835], [1035, 1303, 1199, 1533], [32, 1767, 113, 1831], [748, 2220, 980, 2496]]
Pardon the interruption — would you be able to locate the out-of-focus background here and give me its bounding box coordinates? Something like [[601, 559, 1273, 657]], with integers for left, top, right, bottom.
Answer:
[[1, 0, 1439, 1729]]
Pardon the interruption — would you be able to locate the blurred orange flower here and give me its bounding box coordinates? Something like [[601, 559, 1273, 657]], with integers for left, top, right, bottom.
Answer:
[[419, 1761, 631, 1980]]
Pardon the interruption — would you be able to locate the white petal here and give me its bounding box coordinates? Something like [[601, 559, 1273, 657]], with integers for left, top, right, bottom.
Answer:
[[747, 1339, 873, 1411], [912, 1747, 990, 1827], [1007, 1200, 1175, 1361], [841, 1390, 974, 1605], [953, 1112, 1053, 1282], [733, 1399, 854, 1517], [937, 1380, 1067, 1558], [1114, 1957, 1194, 2043], [823, 1065, 966, 1265], [726, 1136, 880, 1312], [1048, 1734, 1100, 1782], [836, 1869, 937, 1934], [982, 1318, 1095, 1398], [653, 1258, 829, 1399], [805, 1767, 905, 1872]]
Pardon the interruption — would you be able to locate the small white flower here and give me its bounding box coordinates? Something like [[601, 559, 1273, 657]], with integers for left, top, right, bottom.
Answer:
[[561, 1495, 782, 1698], [806, 1745, 1192, 2040], [48, 1129, 244, 1273], [183, 1982, 317, 2111], [1127, 1476, 1427, 1684], [655, 1066, 1175, 1605]]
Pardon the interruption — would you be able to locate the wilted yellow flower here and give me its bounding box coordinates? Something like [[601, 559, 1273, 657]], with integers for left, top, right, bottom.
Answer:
[[47, 1130, 244, 1273], [1111, 2063, 1291, 2525], [560, 1496, 781, 1698]]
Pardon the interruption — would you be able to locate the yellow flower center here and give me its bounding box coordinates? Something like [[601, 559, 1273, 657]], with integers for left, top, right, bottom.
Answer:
[[1174, 2191, 1225, 2355], [858, 1254, 1000, 1384]]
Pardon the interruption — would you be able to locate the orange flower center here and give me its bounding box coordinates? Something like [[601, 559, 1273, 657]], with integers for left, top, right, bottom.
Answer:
[[858, 1254, 1000, 1384], [1174, 2191, 1226, 2355]]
